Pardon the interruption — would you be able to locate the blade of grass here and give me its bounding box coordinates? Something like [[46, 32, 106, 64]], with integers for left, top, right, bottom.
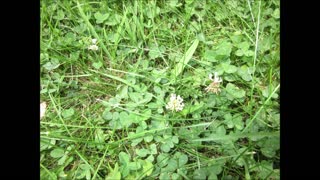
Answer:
[[92, 146, 109, 180], [40, 163, 57, 180], [249, 0, 261, 103], [89, 69, 140, 91], [48, 93, 72, 137], [74, 150, 101, 179], [49, 94, 101, 178], [173, 39, 199, 77], [110, 6, 128, 58], [76, 1, 113, 64], [244, 158, 251, 180], [192, 131, 279, 142], [242, 84, 280, 132], [247, 0, 256, 28]]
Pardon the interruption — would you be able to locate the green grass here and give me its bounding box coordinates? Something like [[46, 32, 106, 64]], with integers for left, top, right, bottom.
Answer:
[[40, 0, 280, 179]]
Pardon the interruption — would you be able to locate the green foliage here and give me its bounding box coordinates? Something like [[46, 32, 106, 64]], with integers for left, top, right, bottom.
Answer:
[[105, 163, 121, 180], [61, 108, 74, 119], [226, 83, 246, 99], [50, 149, 64, 158], [94, 12, 110, 24], [41, 0, 279, 179], [173, 39, 199, 77]]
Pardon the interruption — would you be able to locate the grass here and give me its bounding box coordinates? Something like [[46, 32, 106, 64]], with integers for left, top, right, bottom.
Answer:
[[40, 0, 280, 179]]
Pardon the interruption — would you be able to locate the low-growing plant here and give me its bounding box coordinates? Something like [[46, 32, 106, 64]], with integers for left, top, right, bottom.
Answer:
[[41, 0, 279, 179]]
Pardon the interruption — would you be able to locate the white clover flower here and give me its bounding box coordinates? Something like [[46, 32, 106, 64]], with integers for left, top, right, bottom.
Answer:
[[209, 72, 222, 83], [88, 38, 98, 51], [88, 44, 99, 51], [91, 38, 97, 44], [166, 93, 185, 112], [40, 102, 47, 120], [205, 72, 223, 94]]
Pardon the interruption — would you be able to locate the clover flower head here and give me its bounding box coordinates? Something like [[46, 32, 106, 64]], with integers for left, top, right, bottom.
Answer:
[[209, 72, 222, 83], [88, 38, 98, 51], [166, 93, 185, 112], [205, 72, 223, 94], [91, 38, 97, 44], [88, 44, 99, 51], [40, 102, 47, 120]]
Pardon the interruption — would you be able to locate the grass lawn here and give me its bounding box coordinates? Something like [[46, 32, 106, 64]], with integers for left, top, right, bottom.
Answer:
[[40, 0, 280, 179]]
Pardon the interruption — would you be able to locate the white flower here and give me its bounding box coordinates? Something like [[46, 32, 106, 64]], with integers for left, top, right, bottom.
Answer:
[[91, 38, 97, 44], [205, 72, 223, 94], [88, 44, 99, 51], [88, 38, 98, 51], [166, 93, 185, 112], [209, 72, 222, 83], [40, 102, 47, 120]]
